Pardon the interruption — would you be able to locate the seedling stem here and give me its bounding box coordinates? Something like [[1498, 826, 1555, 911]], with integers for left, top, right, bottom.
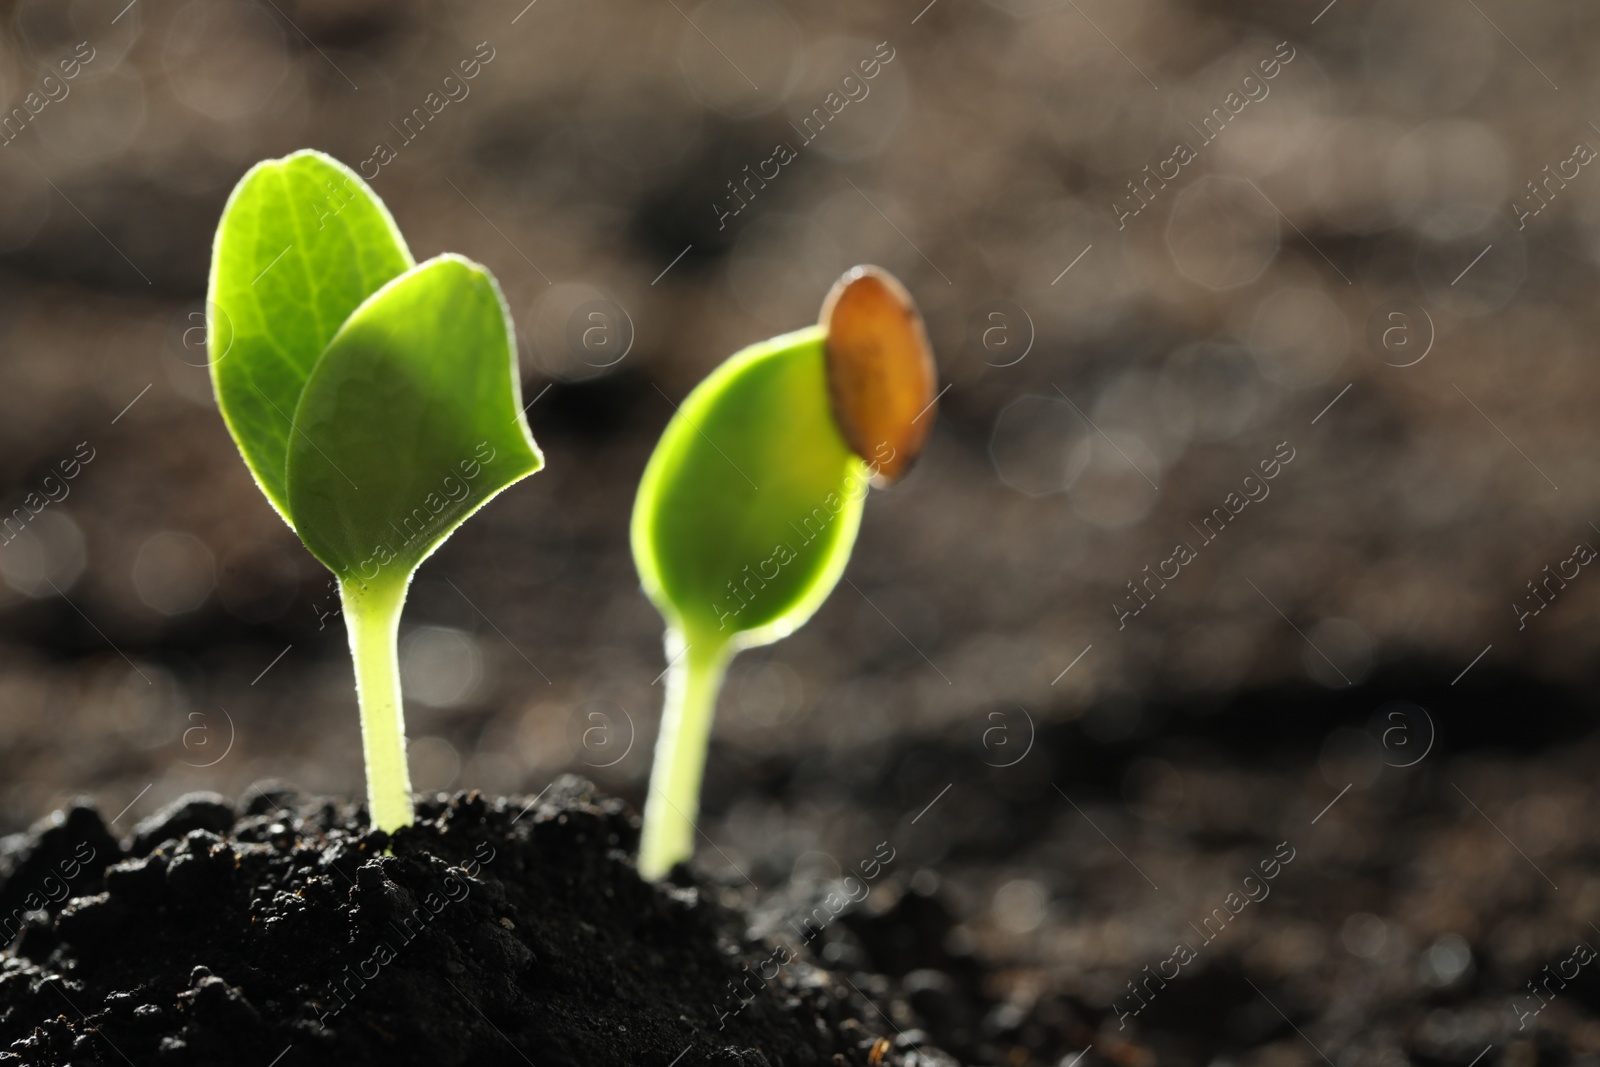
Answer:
[[638, 632, 732, 880], [341, 575, 414, 833]]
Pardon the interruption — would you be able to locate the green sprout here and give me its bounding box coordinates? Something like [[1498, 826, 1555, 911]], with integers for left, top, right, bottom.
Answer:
[[632, 266, 937, 879], [207, 150, 543, 832]]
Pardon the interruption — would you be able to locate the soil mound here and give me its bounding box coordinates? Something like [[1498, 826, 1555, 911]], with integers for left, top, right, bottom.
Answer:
[[0, 778, 942, 1067]]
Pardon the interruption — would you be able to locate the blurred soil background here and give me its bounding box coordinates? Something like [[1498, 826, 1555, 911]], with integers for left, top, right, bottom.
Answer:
[[1, 0, 1600, 1060]]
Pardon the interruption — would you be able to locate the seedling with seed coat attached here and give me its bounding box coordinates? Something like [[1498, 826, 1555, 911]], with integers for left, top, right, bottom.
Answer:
[[632, 266, 936, 879]]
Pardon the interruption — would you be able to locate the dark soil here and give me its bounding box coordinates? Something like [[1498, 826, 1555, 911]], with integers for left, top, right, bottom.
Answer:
[[5, 669, 1600, 1067], [0, 778, 953, 1067], [693, 666, 1600, 1067]]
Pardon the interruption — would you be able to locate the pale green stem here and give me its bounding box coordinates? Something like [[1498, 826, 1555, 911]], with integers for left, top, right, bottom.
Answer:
[[638, 630, 733, 880], [339, 574, 414, 834]]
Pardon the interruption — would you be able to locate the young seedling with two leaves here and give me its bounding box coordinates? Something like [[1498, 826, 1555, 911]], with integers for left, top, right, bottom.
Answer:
[[632, 266, 937, 879], [207, 150, 542, 832]]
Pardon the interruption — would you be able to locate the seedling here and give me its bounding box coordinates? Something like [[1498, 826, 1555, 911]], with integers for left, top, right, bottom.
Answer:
[[207, 150, 543, 832], [632, 266, 936, 879]]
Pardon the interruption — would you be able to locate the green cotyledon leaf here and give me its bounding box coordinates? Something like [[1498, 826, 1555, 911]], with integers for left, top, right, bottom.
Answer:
[[208, 149, 414, 524], [285, 254, 542, 589], [630, 325, 878, 655]]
